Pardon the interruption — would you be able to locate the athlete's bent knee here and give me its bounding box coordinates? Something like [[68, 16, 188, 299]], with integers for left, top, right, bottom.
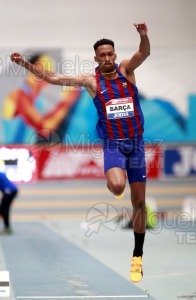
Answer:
[[108, 181, 125, 196]]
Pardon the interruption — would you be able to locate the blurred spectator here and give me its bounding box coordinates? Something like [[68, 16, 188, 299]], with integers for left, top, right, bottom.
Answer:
[[0, 172, 18, 234]]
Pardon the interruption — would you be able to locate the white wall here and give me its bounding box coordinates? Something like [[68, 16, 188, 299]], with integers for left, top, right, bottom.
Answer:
[[1, 0, 195, 49], [1, 0, 196, 114]]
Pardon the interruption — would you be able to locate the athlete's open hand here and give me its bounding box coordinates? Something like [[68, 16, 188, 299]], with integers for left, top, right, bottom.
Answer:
[[134, 22, 147, 36], [10, 53, 24, 65]]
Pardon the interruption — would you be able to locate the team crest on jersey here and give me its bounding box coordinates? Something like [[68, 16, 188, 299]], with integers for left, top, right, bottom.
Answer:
[[122, 82, 128, 88]]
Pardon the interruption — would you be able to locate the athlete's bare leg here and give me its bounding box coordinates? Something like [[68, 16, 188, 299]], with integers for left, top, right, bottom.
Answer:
[[129, 181, 146, 282], [130, 182, 146, 233], [105, 167, 126, 196]]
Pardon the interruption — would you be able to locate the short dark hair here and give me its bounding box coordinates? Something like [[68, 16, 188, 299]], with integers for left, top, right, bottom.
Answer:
[[93, 38, 114, 51], [28, 54, 43, 64]]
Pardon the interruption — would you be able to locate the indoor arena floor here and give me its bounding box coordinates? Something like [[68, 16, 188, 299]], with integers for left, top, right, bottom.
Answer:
[[0, 179, 196, 300]]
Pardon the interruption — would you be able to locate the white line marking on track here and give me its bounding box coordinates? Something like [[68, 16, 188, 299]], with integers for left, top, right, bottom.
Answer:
[[17, 295, 149, 299]]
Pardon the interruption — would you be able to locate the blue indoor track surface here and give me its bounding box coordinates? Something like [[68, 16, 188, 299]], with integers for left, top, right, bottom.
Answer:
[[0, 222, 154, 300], [0, 179, 196, 300]]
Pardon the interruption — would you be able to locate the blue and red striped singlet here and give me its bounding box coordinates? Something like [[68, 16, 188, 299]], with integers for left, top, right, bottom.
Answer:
[[93, 64, 144, 140]]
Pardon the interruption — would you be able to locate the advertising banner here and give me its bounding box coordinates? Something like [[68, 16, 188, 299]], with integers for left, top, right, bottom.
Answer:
[[36, 145, 104, 180], [145, 144, 163, 179], [164, 145, 196, 178], [0, 145, 37, 183], [36, 144, 162, 180]]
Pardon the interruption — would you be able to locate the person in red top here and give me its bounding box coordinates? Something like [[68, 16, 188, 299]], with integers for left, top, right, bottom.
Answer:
[[10, 22, 150, 283]]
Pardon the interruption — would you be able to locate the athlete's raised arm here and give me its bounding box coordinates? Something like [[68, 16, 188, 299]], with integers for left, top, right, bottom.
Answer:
[[120, 22, 150, 74], [10, 53, 94, 92]]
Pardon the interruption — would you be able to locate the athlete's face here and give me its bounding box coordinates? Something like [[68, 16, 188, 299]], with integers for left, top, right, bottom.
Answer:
[[94, 44, 117, 72]]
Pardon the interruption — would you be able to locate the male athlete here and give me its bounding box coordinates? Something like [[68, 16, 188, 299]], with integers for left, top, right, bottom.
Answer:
[[10, 22, 150, 283]]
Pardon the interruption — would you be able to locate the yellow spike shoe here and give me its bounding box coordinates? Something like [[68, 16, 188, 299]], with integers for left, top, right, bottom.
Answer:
[[130, 256, 143, 283], [114, 191, 125, 200]]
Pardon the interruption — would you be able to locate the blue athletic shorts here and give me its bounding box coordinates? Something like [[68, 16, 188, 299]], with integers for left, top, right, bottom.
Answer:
[[102, 136, 146, 183]]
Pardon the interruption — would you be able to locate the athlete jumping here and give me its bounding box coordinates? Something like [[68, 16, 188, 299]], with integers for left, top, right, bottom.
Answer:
[[10, 22, 150, 283]]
